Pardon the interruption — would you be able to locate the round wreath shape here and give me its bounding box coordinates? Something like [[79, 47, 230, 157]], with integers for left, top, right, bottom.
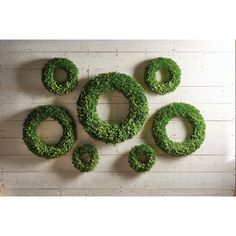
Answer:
[[72, 144, 99, 172], [144, 57, 181, 95], [129, 144, 156, 172], [77, 72, 148, 144], [23, 105, 77, 159], [42, 57, 79, 95], [152, 102, 206, 157]]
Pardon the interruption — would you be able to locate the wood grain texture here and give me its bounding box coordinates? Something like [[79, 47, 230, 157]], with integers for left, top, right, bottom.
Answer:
[[0, 40, 235, 196]]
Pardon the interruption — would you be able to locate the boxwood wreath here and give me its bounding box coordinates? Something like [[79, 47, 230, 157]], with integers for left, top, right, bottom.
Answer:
[[144, 57, 181, 95], [23, 105, 77, 159], [42, 57, 79, 95], [129, 144, 156, 172], [72, 144, 99, 172], [77, 72, 148, 144], [152, 102, 206, 157]]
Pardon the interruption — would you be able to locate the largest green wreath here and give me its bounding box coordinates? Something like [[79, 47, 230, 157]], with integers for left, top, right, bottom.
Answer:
[[77, 72, 148, 144]]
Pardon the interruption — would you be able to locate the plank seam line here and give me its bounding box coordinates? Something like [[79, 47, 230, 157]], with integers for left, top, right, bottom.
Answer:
[[0, 50, 234, 54], [1, 171, 235, 173], [2, 188, 234, 191]]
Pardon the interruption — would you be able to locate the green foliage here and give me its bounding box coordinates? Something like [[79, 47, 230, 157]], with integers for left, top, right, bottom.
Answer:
[[42, 57, 79, 95], [23, 105, 77, 159], [152, 102, 206, 157], [144, 57, 181, 95], [129, 144, 156, 172], [72, 144, 99, 172], [77, 72, 148, 144]]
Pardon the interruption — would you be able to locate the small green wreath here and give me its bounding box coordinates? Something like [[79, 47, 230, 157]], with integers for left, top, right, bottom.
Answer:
[[144, 57, 181, 95], [72, 144, 99, 172], [152, 102, 206, 157], [23, 105, 77, 159], [129, 144, 156, 172], [42, 57, 79, 95], [77, 72, 148, 144]]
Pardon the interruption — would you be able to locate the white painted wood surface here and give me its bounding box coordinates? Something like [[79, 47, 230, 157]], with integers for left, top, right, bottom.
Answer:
[[0, 40, 235, 196]]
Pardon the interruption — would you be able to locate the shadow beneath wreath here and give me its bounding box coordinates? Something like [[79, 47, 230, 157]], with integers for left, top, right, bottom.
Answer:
[[16, 59, 51, 98], [133, 59, 158, 95], [0, 109, 57, 172]]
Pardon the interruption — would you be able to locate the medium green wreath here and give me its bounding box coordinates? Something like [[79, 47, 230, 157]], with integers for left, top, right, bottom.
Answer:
[[72, 144, 99, 172], [129, 144, 156, 172], [152, 102, 206, 157], [77, 72, 148, 144], [42, 57, 79, 95], [144, 57, 181, 95], [23, 105, 77, 159]]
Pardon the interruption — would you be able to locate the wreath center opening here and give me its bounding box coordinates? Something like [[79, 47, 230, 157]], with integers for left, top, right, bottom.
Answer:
[[136, 152, 148, 164], [37, 118, 63, 144], [166, 117, 193, 142], [80, 153, 91, 163], [54, 69, 68, 83], [97, 91, 130, 124], [155, 69, 170, 83]]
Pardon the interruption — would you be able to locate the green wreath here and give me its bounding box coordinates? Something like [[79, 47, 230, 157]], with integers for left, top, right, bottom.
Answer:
[[129, 144, 156, 172], [152, 102, 206, 157], [144, 57, 181, 95], [77, 72, 148, 144], [23, 105, 77, 159], [42, 57, 79, 95], [72, 144, 99, 172]]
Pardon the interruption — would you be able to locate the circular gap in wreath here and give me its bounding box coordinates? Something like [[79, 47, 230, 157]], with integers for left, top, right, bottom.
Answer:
[[136, 152, 148, 164], [155, 69, 170, 83], [166, 117, 193, 142], [97, 91, 130, 123], [37, 118, 63, 144], [80, 153, 91, 163], [54, 69, 68, 83]]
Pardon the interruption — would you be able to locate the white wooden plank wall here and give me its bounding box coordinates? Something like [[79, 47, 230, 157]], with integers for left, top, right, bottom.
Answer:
[[0, 40, 235, 196]]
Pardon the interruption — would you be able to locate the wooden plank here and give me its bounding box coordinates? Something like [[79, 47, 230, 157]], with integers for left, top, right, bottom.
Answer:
[[0, 40, 233, 53], [0, 69, 89, 90], [0, 63, 234, 87], [1, 188, 233, 196], [0, 137, 234, 155], [174, 40, 234, 52], [90, 65, 234, 87], [0, 120, 234, 139], [146, 103, 234, 121], [60, 188, 234, 196], [0, 103, 233, 121], [1, 172, 234, 189], [117, 137, 235, 156], [0, 52, 234, 73], [0, 154, 234, 172], [0, 188, 60, 196], [0, 86, 233, 104], [0, 137, 117, 155], [0, 40, 175, 52]]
